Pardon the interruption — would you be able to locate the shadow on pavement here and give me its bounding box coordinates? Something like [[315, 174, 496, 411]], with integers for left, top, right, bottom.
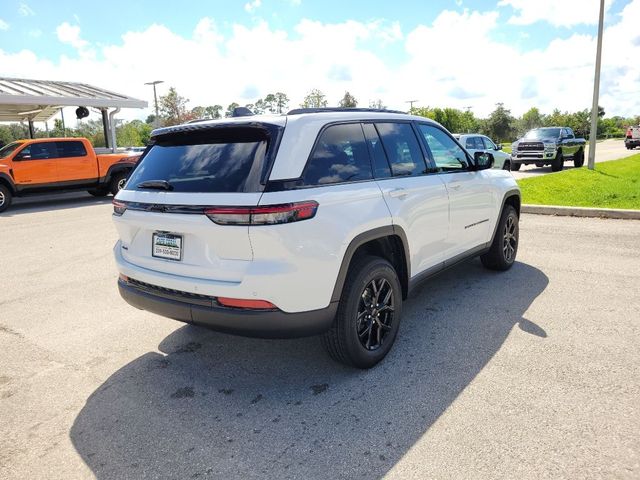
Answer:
[[71, 260, 548, 479], [2, 192, 113, 216]]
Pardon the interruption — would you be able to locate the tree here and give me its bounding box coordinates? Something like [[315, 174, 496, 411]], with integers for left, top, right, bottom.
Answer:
[[145, 114, 157, 125], [273, 92, 289, 113], [338, 91, 358, 108], [518, 107, 544, 136], [300, 89, 327, 108], [190, 106, 205, 119], [263, 94, 277, 113], [485, 103, 515, 143], [369, 99, 386, 110], [204, 105, 223, 119], [159, 87, 191, 126]]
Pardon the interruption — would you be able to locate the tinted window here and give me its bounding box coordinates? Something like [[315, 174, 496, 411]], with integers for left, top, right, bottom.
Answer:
[[0, 142, 23, 159], [417, 124, 469, 171], [375, 123, 426, 176], [303, 123, 372, 185], [56, 141, 87, 158], [126, 126, 274, 193], [362, 123, 391, 178], [482, 137, 496, 150], [19, 142, 59, 160], [465, 137, 483, 150]]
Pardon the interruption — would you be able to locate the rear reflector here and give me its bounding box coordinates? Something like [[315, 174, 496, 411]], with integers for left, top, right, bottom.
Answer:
[[217, 297, 277, 310], [205, 201, 318, 225]]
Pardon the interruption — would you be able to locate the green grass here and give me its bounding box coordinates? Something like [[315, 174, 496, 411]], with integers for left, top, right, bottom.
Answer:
[[517, 154, 640, 209], [501, 143, 512, 153]]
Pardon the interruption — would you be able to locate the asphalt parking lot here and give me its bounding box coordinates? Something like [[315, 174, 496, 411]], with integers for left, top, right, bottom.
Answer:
[[1, 198, 639, 479]]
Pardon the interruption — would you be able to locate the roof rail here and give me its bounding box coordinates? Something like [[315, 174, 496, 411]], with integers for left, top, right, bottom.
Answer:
[[287, 107, 407, 115]]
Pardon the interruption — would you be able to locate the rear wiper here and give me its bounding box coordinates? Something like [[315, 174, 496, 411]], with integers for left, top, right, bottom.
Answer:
[[136, 180, 174, 191]]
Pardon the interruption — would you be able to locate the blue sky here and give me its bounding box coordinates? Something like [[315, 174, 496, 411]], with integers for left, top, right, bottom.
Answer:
[[1, 0, 639, 120]]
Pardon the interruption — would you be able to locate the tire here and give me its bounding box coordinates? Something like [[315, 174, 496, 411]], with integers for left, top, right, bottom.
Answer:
[[551, 151, 564, 172], [109, 172, 128, 195], [0, 184, 12, 213], [321, 255, 402, 369], [87, 187, 109, 197], [481, 205, 519, 271], [573, 149, 584, 168], [502, 160, 511, 171], [510, 162, 521, 171]]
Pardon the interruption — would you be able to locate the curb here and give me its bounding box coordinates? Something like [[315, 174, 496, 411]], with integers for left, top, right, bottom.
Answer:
[[522, 204, 640, 220]]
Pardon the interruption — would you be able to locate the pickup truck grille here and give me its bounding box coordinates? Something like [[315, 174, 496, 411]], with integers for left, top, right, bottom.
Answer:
[[518, 142, 544, 151]]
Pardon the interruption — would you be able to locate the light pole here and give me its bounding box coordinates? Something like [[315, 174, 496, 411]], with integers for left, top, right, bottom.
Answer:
[[405, 99, 418, 112], [144, 80, 164, 128], [588, 0, 605, 170]]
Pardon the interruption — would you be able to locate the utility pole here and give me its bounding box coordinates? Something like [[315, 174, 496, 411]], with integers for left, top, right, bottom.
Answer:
[[145, 80, 164, 128], [588, 0, 605, 170], [405, 99, 418, 112]]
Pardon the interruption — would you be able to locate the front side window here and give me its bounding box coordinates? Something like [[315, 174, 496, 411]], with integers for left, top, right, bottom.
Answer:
[[417, 124, 469, 171], [19, 142, 59, 160], [302, 123, 372, 185], [375, 123, 426, 176], [482, 137, 496, 150], [0, 142, 23, 159]]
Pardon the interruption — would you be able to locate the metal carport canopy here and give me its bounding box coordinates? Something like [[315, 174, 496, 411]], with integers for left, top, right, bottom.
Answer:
[[0, 77, 147, 122]]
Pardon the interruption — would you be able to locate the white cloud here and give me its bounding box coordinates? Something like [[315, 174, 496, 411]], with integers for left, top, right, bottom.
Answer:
[[18, 2, 35, 16], [498, 0, 614, 27], [56, 22, 88, 49], [0, 18, 9, 31], [244, 0, 262, 13], [1, 1, 639, 126]]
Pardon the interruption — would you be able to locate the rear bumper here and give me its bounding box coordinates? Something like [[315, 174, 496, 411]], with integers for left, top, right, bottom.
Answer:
[[118, 278, 337, 338]]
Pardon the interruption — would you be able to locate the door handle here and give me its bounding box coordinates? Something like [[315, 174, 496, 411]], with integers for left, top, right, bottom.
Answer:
[[449, 183, 462, 191], [388, 188, 408, 198]]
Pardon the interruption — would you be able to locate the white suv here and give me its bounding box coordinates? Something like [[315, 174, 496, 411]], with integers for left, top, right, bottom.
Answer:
[[113, 108, 520, 368]]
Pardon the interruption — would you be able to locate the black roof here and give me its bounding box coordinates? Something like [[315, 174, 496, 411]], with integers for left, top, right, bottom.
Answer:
[[287, 107, 407, 115]]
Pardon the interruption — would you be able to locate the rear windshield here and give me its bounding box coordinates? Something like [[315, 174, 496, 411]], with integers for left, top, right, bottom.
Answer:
[[126, 125, 279, 193]]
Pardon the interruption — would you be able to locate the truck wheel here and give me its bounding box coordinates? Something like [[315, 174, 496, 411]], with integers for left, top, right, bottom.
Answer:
[[510, 162, 521, 171], [109, 172, 128, 195], [321, 255, 402, 369], [481, 205, 519, 271], [573, 149, 585, 168], [503, 160, 511, 171], [0, 184, 12, 213], [87, 187, 109, 197], [551, 152, 564, 172]]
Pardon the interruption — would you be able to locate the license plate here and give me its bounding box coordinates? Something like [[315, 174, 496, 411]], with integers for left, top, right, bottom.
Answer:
[[152, 232, 183, 261]]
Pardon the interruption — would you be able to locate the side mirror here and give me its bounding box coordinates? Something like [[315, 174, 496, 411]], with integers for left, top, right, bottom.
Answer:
[[474, 151, 494, 170], [495, 144, 502, 151]]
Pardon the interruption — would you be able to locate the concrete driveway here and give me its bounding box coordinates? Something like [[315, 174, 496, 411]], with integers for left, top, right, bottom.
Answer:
[[1, 199, 639, 479], [510, 139, 632, 180]]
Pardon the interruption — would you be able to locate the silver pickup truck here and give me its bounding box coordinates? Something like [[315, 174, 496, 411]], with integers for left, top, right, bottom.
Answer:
[[511, 127, 586, 172]]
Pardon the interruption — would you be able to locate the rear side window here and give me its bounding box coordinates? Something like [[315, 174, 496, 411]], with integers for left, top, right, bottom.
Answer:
[[56, 141, 87, 158], [126, 126, 276, 193], [362, 123, 391, 178], [302, 123, 372, 186], [375, 123, 426, 176]]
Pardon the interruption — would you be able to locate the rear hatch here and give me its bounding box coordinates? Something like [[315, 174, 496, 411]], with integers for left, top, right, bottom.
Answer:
[[113, 120, 284, 282]]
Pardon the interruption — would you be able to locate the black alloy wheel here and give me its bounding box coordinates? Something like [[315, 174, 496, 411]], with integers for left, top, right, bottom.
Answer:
[[356, 278, 395, 351]]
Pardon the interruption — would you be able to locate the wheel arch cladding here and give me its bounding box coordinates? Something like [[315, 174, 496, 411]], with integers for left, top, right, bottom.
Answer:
[[0, 174, 16, 194], [331, 226, 411, 302]]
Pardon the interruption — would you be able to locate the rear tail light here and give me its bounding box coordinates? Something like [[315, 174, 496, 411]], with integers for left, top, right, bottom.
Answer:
[[113, 199, 127, 216], [217, 297, 277, 310], [205, 201, 318, 225]]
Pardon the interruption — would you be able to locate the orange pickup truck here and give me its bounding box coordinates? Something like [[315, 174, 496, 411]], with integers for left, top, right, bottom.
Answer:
[[0, 137, 140, 213]]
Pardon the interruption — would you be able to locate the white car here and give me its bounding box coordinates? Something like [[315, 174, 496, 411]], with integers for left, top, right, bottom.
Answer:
[[454, 134, 512, 170], [113, 108, 521, 368]]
